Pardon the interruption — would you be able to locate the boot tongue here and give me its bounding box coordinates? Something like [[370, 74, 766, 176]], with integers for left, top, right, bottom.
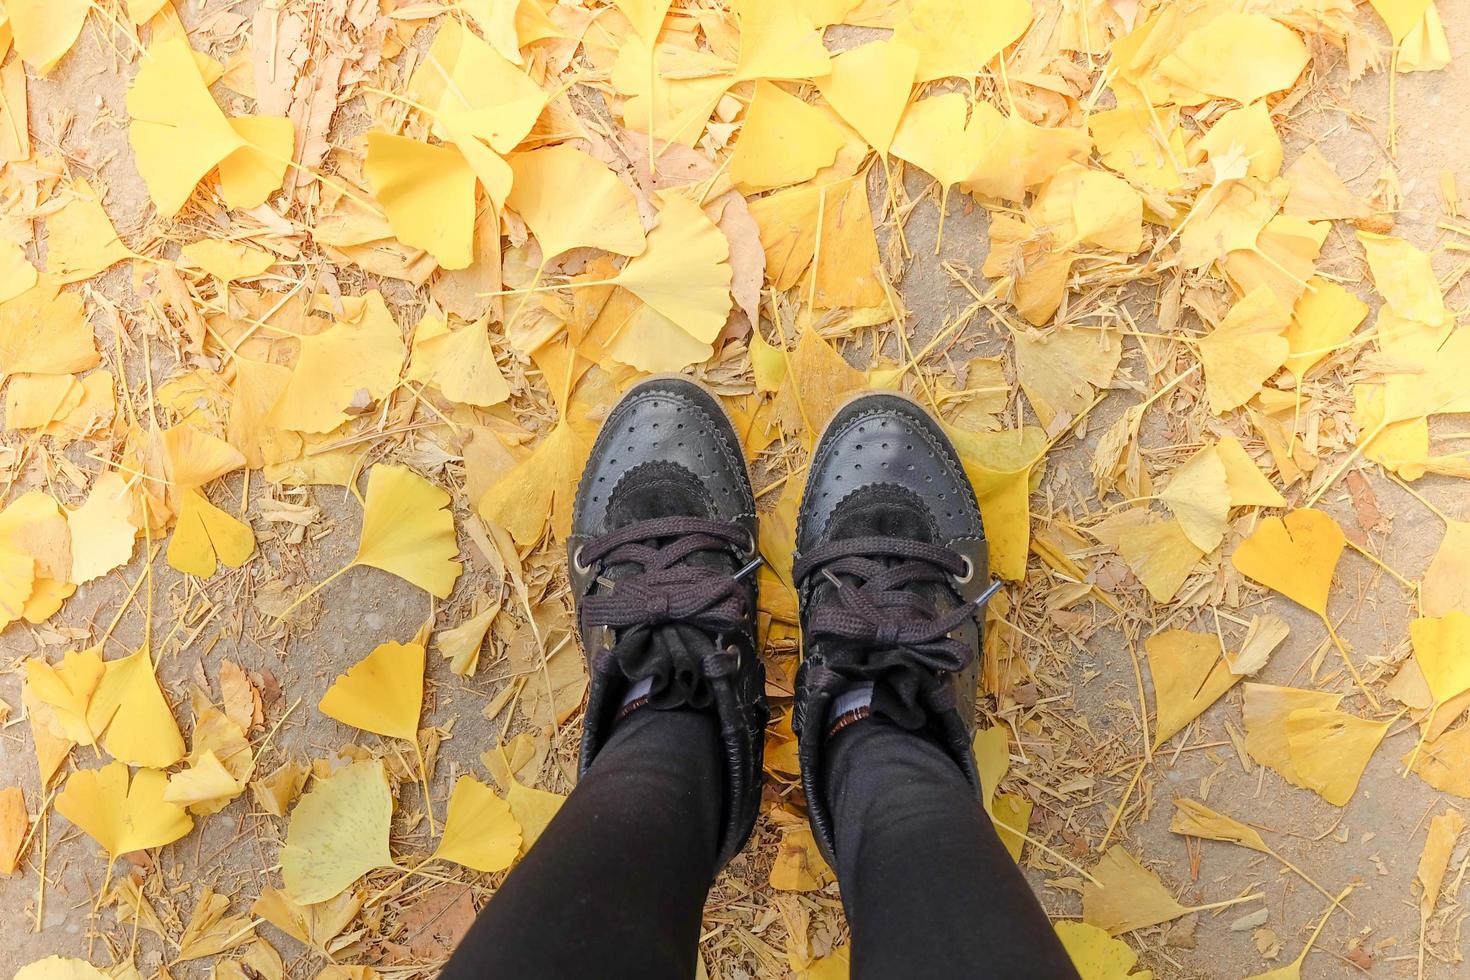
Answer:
[[606, 461, 713, 526], [602, 462, 728, 710]]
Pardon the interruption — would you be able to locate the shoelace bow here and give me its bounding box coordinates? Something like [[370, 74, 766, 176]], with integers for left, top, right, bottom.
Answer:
[[792, 536, 978, 728], [579, 516, 753, 705]]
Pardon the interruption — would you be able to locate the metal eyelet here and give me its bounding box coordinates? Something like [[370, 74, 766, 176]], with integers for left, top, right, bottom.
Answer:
[[741, 526, 758, 558], [952, 555, 975, 585], [572, 544, 594, 576]]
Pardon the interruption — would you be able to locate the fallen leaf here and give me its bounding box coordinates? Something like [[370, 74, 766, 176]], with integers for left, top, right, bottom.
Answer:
[[127, 38, 245, 216], [730, 81, 845, 193], [815, 40, 919, 156], [893, 0, 1031, 83], [432, 775, 521, 872], [268, 291, 405, 434], [1285, 706, 1390, 806], [506, 144, 647, 259], [1199, 286, 1290, 414], [319, 640, 424, 742], [1147, 629, 1243, 746], [1056, 921, 1153, 979], [1159, 445, 1230, 552], [281, 760, 396, 904], [65, 473, 139, 586], [0, 786, 27, 874], [167, 490, 255, 578], [611, 192, 732, 343], [365, 133, 477, 270], [8, 0, 89, 74], [56, 761, 194, 860], [1083, 847, 1196, 935], [1231, 509, 1344, 617]]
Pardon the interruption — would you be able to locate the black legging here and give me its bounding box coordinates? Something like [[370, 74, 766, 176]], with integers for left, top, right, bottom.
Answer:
[[441, 708, 1078, 979]]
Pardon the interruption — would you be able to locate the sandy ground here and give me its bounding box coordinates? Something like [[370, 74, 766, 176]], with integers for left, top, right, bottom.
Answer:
[[2, 7, 1468, 980]]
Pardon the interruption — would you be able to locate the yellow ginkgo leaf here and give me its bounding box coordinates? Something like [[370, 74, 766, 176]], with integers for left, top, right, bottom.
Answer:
[[1194, 101, 1282, 181], [129, 0, 172, 23], [770, 825, 836, 892], [1411, 612, 1470, 705], [228, 357, 302, 469], [1357, 230, 1447, 327], [126, 38, 245, 217], [407, 315, 511, 409], [434, 597, 501, 676], [281, 760, 396, 904], [1089, 106, 1187, 193], [45, 180, 138, 284], [1082, 847, 1193, 936], [612, 0, 673, 39], [90, 646, 186, 769], [168, 489, 255, 579], [0, 491, 72, 583], [1215, 436, 1286, 507], [432, 775, 522, 872], [0, 240, 38, 303], [1157, 13, 1308, 106], [24, 647, 105, 745], [504, 777, 566, 854], [506, 145, 647, 260], [1055, 921, 1153, 980], [1283, 278, 1367, 380], [181, 240, 275, 283], [1159, 445, 1230, 552], [1285, 706, 1390, 806], [893, 0, 1032, 83], [1170, 798, 1269, 852], [1009, 325, 1120, 430], [1367, 0, 1433, 44], [13, 957, 112, 980], [164, 750, 245, 809], [946, 426, 1046, 582], [268, 291, 405, 435], [218, 116, 295, 209], [611, 193, 732, 344], [66, 472, 138, 586], [1118, 516, 1205, 603], [732, 0, 831, 82], [0, 281, 100, 379], [0, 548, 35, 630], [163, 425, 247, 492], [412, 18, 547, 156], [1422, 519, 1470, 618], [1146, 629, 1243, 746], [364, 133, 477, 271], [55, 761, 194, 860], [319, 640, 424, 742], [815, 39, 919, 157], [1199, 286, 1290, 414], [891, 92, 996, 201], [479, 421, 590, 547], [601, 297, 716, 373], [1231, 508, 1344, 616], [1283, 146, 1370, 222], [351, 465, 462, 598], [1416, 808, 1463, 923], [1243, 682, 1344, 787], [965, 112, 1091, 204], [730, 81, 845, 193], [8, 0, 89, 75]]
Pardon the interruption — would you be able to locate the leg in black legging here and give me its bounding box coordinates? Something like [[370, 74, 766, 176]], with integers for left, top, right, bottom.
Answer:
[[441, 708, 723, 980], [823, 718, 1080, 980]]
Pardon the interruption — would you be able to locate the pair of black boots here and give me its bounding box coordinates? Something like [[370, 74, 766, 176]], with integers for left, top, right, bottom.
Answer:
[[567, 377, 994, 872]]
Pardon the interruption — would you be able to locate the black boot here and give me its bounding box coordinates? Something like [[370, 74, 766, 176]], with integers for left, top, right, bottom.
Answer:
[[792, 393, 994, 866], [568, 376, 767, 872]]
